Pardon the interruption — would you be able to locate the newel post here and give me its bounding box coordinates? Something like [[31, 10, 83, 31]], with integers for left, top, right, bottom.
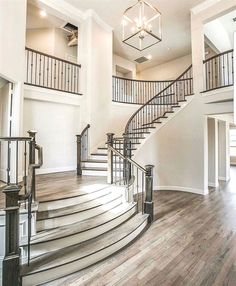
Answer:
[[76, 134, 82, 175], [123, 135, 131, 183], [2, 185, 21, 286], [107, 133, 114, 184], [28, 130, 37, 202], [144, 165, 154, 223]]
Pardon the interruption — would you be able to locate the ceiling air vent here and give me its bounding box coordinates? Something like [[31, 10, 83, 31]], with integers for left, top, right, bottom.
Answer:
[[135, 56, 149, 64], [61, 22, 78, 33]]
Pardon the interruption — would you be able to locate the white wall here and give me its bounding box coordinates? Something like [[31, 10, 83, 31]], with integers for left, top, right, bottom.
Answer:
[[0, 0, 26, 82], [23, 95, 80, 174], [137, 54, 192, 81], [134, 96, 207, 194], [26, 28, 77, 60], [208, 117, 218, 187], [113, 54, 136, 79], [218, 120, 230, 181], [0, 83, 11, 182]]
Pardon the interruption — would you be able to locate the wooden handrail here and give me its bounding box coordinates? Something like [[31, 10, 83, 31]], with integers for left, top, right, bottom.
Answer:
[[108, 144, 146, 173], [203, 49, 234, 64], [25, 47, 81, 67], [112, 75, 173, 83], [124, 65, 193, 134], [80, 124, 90, 137]]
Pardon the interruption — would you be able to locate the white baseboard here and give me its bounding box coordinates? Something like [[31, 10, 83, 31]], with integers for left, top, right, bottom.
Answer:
[[208, 182, 219, 188], [37, 166, 76, 175], [218, 176, 230, 181], [154, 185, 208, 195]]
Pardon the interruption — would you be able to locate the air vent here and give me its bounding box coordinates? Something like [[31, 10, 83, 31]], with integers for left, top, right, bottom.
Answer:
[[61, 22, 77, 33], [233, 17, 236, 22], [135, 56, 149, 64]]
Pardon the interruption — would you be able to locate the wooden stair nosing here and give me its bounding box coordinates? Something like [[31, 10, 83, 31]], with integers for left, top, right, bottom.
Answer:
[[21, 213, 149, 280]]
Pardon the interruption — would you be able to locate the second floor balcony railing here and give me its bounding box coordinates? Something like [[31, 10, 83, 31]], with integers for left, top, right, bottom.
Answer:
[[25, 47, 82, 95], [112, 76, 173, 104], [203, 49, 234, 92]]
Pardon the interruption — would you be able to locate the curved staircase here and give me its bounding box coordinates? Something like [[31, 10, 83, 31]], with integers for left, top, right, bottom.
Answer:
[[20, 183, 148, 285], [19, 66, 193, 286], [80, 65, 193, 177]]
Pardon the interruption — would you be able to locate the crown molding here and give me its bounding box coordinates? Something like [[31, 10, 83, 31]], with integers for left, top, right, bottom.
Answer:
[[191, 0, 221, 15], [84, 9, 113, 33]]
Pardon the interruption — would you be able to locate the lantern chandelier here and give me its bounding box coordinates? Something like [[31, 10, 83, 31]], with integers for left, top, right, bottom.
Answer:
[[122, 0, 162, 51]]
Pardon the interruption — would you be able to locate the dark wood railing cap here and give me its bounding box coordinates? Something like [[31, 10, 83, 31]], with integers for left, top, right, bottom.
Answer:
[[203, 49, 234, 63], [25, 47, 82, 68]]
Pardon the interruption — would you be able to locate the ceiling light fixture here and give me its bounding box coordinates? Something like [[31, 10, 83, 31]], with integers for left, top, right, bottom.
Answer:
[[147, 54, 152, 60], [122, 0, 162, 51], [40, 10, 47, 17]]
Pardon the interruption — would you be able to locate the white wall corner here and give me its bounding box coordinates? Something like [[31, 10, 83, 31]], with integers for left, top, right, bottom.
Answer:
[[38, 0, 84, 24], [84, 9, 113, 33], [208, 181, 219, 187], [191, 0, 221, 15]]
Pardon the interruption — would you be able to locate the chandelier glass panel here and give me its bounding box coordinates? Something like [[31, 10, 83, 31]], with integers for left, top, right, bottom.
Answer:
[[122, 0, 162, 51]]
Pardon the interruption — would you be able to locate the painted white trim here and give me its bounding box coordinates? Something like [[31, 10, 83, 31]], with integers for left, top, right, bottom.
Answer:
[[191, 0, 221, 15], [218, 176, 230, 181], [38, 0, 84, 24], [84, 9, 113, 33], [208, 182, 219, 187], [24, 85, 83, 106], [154, 185, 208, 195], [37, 166, 76, 175]]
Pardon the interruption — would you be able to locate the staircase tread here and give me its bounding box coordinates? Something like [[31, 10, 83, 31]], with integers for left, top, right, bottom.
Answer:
[[82, 159, 107, 163], [21, 213, 148, 276], [82, 166, 107, 171], [38, 184, 110, 204], [37, 192, 123, 221], [22, 203, 136, 246]]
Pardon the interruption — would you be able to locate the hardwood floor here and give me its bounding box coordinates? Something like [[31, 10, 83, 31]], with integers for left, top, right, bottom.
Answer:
[[44, 168, 236, 286], [0, 172, 107, 209]]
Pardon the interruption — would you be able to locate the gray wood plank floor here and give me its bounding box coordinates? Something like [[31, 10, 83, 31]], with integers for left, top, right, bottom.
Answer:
[[44, 168, 236, 286]]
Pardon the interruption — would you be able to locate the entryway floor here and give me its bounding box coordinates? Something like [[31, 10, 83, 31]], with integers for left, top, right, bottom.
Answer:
[[44, 167, 236, 286]]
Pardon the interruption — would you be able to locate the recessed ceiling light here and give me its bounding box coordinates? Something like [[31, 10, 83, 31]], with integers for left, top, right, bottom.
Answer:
[[40, 10, 47, 17], [147, 55, 152, 60]]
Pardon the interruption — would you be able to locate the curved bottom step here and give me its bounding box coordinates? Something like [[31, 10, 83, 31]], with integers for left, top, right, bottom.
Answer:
[[21, 213, 149, 286]]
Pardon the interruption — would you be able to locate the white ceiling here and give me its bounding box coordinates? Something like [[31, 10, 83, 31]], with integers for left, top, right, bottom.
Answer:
[[65, 0, 204, 71], [204, 9, 236, 53], [26, 2, 65, 30]]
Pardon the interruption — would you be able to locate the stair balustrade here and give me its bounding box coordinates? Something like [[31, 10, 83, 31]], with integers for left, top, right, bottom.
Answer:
[[0, 131, 43, 286], [25, 47, 82, 95], [112, 76, 173, 104], [124, 65, 193, 142], [203, 49, 234, 92], [76, 124, 90, 175], [107, 133, 154, 222]]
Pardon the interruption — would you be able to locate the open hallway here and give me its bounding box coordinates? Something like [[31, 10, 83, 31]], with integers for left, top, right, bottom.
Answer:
[[45, 168, 236, 286]]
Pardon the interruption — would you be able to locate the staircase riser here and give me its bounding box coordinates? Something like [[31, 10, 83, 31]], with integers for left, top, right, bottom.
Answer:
[[90, 155, 107, 161], [22, 219, 148, 286], [23, 206, 137, 258], [82, 169, 107, 176], [83, 162, 107, 168], [36, 198, 123, 231], [38, 189, 112, 212], [97, 149, 108, 154]]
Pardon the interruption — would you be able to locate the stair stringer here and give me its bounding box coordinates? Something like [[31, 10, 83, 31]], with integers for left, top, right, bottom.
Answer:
[[131, 95, 195, 158]]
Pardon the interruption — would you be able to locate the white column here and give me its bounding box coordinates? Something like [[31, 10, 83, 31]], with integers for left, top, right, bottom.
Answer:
[[218, 120, 230, 181], [234, 32, 236, 124], [208, 117, 219, 187]]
